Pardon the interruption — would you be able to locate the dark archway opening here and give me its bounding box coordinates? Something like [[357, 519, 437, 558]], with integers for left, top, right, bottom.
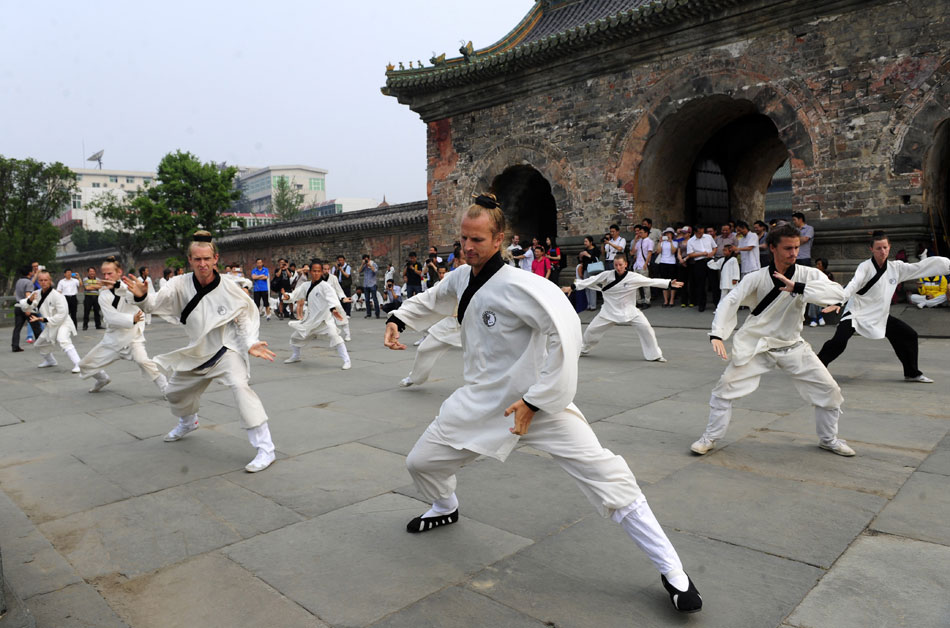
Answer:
[[490, 165, 558, 242], [636, 97, 792, 228], [923, 119, 950, 256]]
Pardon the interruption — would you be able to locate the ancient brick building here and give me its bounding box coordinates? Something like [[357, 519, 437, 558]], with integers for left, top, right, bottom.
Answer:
[[383, 0, 950, 266]]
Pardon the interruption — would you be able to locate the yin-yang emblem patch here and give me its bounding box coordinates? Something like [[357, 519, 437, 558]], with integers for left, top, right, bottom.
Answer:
[[217, 305, 228, 316], [482, 310, 497, 327]]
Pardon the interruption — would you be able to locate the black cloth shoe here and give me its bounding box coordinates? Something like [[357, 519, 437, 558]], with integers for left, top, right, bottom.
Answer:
[[406, 509, 459, 533], [12, 347, 23, 352], [661, 574, 702, 613]]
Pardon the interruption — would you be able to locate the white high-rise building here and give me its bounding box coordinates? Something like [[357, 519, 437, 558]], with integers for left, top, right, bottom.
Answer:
[[235, 165, 329, 213], [54, 168, 156, 232]]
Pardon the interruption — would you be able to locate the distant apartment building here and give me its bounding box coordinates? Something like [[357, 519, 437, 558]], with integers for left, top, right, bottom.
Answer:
[[234, 165, 329, 214], [54, 168, 156, 233]]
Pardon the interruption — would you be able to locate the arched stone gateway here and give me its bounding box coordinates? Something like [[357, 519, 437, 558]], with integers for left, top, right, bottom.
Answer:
[[610, 72, 822, 230], [489, 165, 558, 244]]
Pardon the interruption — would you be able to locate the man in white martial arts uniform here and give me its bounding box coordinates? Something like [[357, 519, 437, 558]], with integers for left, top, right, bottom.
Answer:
[[20, 271, 82, 373], [122, 231, 279, 473], [706, 244, 740, 299], [284, 260, 351, 369], [323, 264, 353, 342], [563, 252, 682, 361], [383, 194, 702, 614], [691, 224, 853, 457], [817, 230, 950, 383], [78, 257, 168, 394], [398, 316, 461, 386]]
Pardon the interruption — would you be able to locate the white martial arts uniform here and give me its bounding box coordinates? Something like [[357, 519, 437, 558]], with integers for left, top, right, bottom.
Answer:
[[574, 270, 672, 360], [287, 277, 350, 366], [406, 316, 462, 385], [325, 272, 351, 339], [19, 288, 80, 368], [78, 284, 165, 391], [133, 272, 271, 437], [707, 256, 740, 297], [393, 253, 688, 582], [699, 264, 846, 445], [838, 256, 950, 339]]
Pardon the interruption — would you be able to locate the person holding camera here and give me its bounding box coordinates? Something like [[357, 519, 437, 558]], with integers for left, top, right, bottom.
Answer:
[[403, 252, 424, 298], [603, 224, 626, 271], [360, 254, 380, 318], [425, 249, 442, 289], [331, 255, 353, 316]]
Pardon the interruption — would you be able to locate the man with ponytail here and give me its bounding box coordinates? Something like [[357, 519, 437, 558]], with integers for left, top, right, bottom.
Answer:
[[383, 194, 703, 614], [122, 230, 279, 473]]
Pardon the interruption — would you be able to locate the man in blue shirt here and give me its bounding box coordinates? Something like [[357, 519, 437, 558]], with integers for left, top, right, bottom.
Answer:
[[251, 258, 272, 320]]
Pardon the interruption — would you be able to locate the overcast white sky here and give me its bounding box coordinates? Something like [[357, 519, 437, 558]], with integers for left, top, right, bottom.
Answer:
[[0, 1, 532, 204]]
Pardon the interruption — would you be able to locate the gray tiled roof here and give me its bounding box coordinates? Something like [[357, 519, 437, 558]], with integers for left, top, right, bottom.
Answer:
[[521, 0, 656, 45]]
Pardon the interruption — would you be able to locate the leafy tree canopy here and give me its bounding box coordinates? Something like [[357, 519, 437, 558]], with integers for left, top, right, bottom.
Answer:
[[272, 176, 305, 221], [0, 155, 75, 292]]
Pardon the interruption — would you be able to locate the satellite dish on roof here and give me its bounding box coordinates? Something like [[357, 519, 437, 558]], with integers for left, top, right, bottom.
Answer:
[[87, 150, 104, 169]]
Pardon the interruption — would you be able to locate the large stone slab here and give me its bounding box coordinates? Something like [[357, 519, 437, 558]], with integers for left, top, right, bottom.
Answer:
[[604, 398, 782, 441], [226, 442, 410, 518], [210, 405, 393, 457], [1, 388, 138, 423], [26, 583, 128, 628], [701, 430, 925, 498], [394, 451, 593, 541], [589, 421, 702, 485], [38, 477, 302, 579], [0, 492, 82, 600], [371, 586, 548, 628], [770, 405, 949, 452], [201, 377, 351, 414], [326, 389, 445, 427], [475, 515, 823, 628], [870, 471, 950, 546], [73, 429, 265, 495], [358, 425, 431, 457], [0, 414, 136, 469], [919, 432, 950, 476], [837, 384, 950, 419], [98, 553, 325, 628], [224, 492, 533, 627], [0, 454, 131, 524], [646, 463, 886, 568], [786, 534, 950, 628]]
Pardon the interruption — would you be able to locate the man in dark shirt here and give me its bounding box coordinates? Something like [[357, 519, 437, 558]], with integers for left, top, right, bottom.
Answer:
[[12, 265, 42, 352], [403, 252, 424, 298]]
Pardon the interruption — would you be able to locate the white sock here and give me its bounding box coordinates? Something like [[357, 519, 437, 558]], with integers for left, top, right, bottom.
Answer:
[[181, 413, 198, 427], [422, 492, 458, 518], [64, 346, 82, 367], [289, 345, 301, 359], [611, 496, 685, 584], [154, 374, 168, 391], [246, 422, 275, 455], [94, 371, 109, 382], [335, 342, 350, 363]]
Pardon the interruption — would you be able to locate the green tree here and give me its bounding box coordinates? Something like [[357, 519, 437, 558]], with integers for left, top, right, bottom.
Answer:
[[134, 150, 243, 258], [86, 190, 154, 270], [272, 176, 305, 221], [71, 225, 119, 252], [0, 155, 75, 293]]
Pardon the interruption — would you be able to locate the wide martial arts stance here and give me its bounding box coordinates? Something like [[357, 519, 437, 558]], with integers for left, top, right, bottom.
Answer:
[[691, 224, 853, 457], [563, 252, 683, 361], [817, 231, 950, 383], [398, 316, 461, 387], [19, 271, 82, 373], [384, 195, 702, 613], [122, 231, 279, 473], [79, 257, 168, 393], [284, 260, 351, 369]]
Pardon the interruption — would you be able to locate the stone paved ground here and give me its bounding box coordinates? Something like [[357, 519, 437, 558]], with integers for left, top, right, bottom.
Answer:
[[1, 306, 948, 627]]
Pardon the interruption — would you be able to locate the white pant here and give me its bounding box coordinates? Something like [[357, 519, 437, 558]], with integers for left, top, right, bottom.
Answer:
[[408, 335, 454, 385], [78, 341, 162, 382], [633, 268, 651, 304], [583, 312, 662, 360], [703, 343, 843, 443], [406, 409, 643, 519], [909, 293, 946, 308], [164, 350, 268, 429], [34, 325, 75, 356], [290, 323, 344, 348]]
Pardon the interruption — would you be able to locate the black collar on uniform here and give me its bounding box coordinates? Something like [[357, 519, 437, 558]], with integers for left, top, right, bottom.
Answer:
[[306, 276, 324, 300], [856, 257, 888, 296], [37, 287, 53, 310], [750, 263, 796, 316], [180, 271, 221, 324], [457, 251, 505, 323], [110, 287, 121, 309], [603, 269, 628, 292]]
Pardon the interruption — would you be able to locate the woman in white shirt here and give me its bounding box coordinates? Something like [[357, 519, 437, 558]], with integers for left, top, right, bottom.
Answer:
[[656, 228, 680, 306]]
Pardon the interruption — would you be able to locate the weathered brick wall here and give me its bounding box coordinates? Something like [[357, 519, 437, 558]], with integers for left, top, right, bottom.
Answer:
[[57, 202, 432, 288], [423, 0, 950, 267]]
